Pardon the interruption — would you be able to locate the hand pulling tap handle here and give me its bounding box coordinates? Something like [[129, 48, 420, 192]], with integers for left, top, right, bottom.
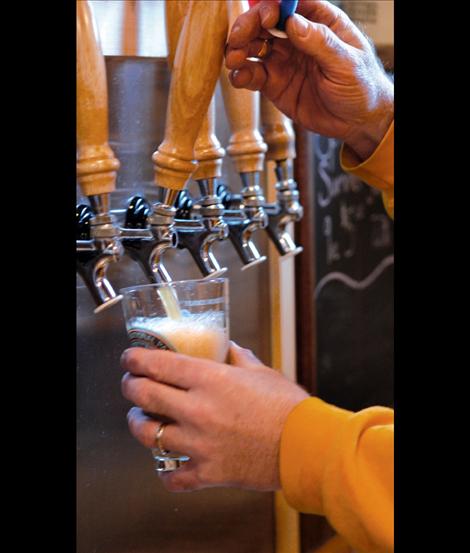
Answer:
[[260, 96, 303, 257], [76, 0, 123, 313], [153, 0, 229, 193]]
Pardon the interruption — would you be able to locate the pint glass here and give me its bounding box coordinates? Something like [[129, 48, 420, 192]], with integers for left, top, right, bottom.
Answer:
[[120, 278, 229, 471]]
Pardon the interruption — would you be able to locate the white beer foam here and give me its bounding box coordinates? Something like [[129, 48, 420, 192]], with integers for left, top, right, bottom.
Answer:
[[128, 311, 228, 363]]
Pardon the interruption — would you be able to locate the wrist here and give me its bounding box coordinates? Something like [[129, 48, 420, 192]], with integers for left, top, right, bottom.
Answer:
[[345, 81, 394, 162]]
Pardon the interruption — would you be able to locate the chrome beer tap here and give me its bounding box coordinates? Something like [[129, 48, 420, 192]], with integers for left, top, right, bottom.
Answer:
[[76, 0, 123, 313], [219, 0, 269, 269], [260, 96, 304, 257], [215, 181, 267, 269], [174, 182, 228, 278], [119, 191, 177, 283], [264, 159, 304, 257], [76, 200, 124, 313]]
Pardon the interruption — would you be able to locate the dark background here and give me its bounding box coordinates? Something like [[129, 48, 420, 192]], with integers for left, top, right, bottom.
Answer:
[[312, 134, 394, 411]]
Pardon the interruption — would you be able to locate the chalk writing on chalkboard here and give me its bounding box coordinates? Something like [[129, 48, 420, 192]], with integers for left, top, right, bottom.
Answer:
[[313, 135, 394, 292], [315, 254, 394, 298]]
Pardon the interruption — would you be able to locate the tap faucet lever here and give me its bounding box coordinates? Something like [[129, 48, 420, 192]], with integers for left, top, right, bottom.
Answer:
[[264, 159, 304, 257], [216, 183, 267, 270], [260, 96, 304, 257], [119, 195, 176, 284], [174, 190, 228, 279], [76, 205, 124, 313]]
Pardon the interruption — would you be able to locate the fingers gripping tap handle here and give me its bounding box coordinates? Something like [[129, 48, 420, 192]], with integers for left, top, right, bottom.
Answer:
[[276, 0, 298, 32], [154, 0, 228, 192], [248, 0, 298, 39], [76, 0, 120, 197]]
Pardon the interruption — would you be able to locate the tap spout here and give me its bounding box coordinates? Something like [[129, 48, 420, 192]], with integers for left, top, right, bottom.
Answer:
[[175, 186, 228, 278], [265, 160, 304, 257], [76, 206, 124, 313], [120, 196, 177, 283], [216, 182, 267, 269]]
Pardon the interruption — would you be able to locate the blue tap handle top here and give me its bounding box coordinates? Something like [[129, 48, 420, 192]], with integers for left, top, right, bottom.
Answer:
[[277, 0, 298, 32], [268, 0, 298, 38]]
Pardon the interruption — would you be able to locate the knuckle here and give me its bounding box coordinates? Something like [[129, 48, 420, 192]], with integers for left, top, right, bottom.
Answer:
[[122, 348, 140, 370], [137, 386, 153, 410], [124, 377, 153, 409], [126, 409, 140, 435], [127, 410, 153, 448], [121, 373, 132, 398]]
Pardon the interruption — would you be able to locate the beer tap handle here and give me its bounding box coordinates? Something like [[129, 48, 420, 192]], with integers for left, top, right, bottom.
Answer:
[[153, 0, 229, 194], [260, 96, 296, 162], [193, 98, 226, 182], [165, 0, 191, 70], [219, 0, 267, 174], [165, 1, 225, 182], [76, 0, 120, 201]]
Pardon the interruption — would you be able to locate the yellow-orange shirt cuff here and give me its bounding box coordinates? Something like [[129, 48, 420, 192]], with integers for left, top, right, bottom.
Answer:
[[340, 121, 394, 219], [279, 397, 352, 515]]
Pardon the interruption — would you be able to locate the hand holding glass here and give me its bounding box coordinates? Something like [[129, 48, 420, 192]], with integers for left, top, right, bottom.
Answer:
[[120, 278, 229, 471]]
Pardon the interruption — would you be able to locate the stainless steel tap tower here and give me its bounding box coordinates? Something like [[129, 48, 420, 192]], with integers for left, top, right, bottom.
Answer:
[[77, 1, 302, 552]]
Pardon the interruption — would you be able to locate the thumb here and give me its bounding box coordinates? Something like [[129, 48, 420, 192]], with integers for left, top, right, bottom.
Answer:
[[229, 341, 265, 369], [286, 13, 352, 71]]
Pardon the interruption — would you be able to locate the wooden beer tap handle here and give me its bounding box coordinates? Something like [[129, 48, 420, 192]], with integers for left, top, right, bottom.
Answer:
[[165, 1, 224, 182], [165, 0, 191, 69], [219, 0, 267, 174], [154, 0, 228, 191], [193, 98, 225, 181], [260, 95, 296, 162], [76, 0, 120, 197]]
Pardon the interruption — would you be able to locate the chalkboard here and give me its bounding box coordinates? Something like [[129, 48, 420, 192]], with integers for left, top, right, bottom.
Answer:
[[313, 134, 394, 411]]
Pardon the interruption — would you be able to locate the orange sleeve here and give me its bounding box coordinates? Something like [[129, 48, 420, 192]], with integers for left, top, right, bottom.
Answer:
[[279, 397, 394, 553], [340, 121, 394, 219]]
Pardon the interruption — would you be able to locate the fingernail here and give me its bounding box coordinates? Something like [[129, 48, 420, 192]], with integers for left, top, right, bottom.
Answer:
[[231, 23, 241, 35], [292, 14, 309, 37], [120, 348, 132, 367]]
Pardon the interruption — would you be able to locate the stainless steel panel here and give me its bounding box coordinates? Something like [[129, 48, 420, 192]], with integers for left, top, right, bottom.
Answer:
[[89, 0, 168, 58], [77, 56, 274, 553]]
